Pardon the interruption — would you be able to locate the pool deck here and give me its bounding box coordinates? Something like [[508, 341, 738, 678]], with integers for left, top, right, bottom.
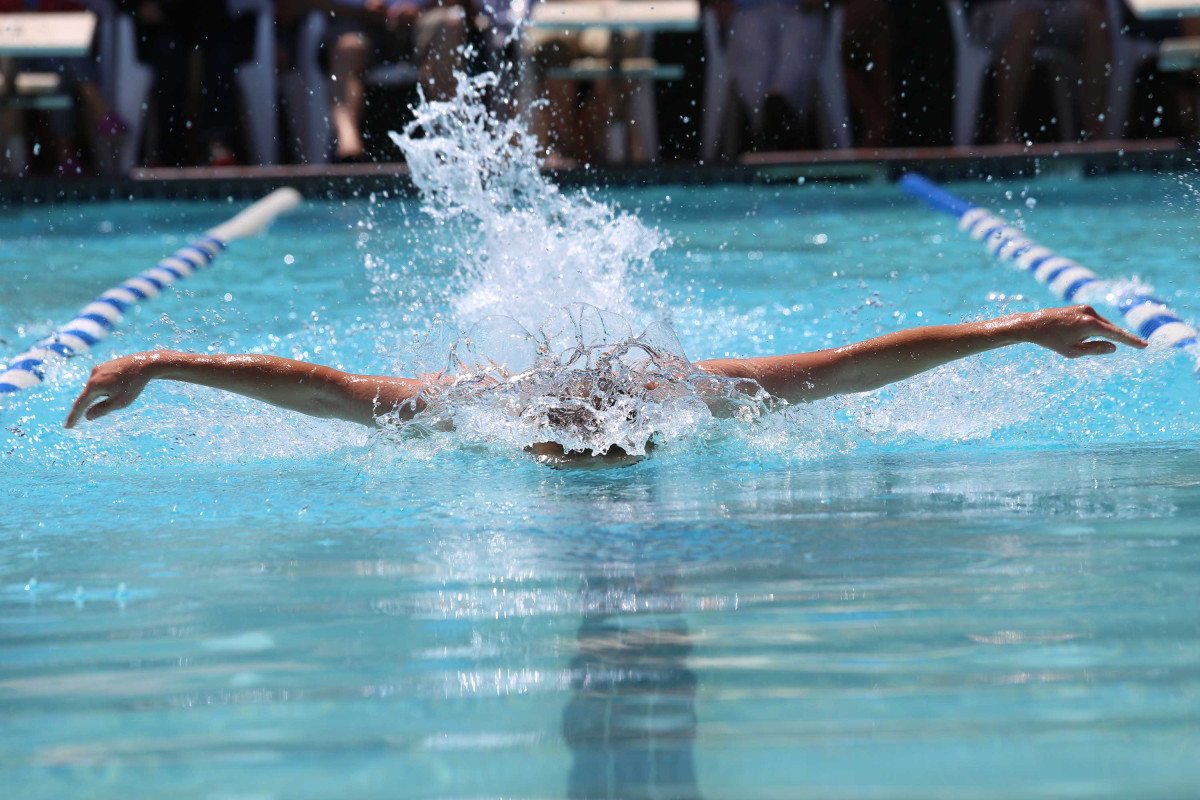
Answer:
[[2, 138, 1190, 205]]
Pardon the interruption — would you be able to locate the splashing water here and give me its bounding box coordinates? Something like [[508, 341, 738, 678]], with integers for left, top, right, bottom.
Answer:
[[381, 304, 768, 456], [380, 72, 748, 455], [389, 72, 665, 329]]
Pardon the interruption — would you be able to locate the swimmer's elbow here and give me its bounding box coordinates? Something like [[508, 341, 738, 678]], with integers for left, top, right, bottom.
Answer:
[[329, 372, 426, 427]]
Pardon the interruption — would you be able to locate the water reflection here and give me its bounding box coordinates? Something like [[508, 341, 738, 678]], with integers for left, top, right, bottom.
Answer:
[[563, 574, 701, 800]]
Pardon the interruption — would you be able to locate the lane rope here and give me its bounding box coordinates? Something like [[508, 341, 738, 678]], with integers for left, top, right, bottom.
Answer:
[[0, 188, 303, 395], [898, 172, 1197, 350]]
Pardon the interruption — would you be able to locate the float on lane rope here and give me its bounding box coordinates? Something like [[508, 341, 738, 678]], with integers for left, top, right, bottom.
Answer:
[[0, 187, 302, 395], [899, 172, 1197, 350]]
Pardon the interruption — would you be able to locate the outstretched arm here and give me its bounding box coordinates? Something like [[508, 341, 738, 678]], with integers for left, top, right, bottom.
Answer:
[[64, 351, 430, 428], [695, 305, 1148, 404]]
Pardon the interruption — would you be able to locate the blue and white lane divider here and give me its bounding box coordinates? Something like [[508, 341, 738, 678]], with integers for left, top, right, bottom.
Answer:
[[0, 187, 302, 395], [898, 172, 1198, 350]]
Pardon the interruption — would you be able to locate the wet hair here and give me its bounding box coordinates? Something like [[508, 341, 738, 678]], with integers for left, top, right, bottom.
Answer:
[[542, 373, 642, 443]]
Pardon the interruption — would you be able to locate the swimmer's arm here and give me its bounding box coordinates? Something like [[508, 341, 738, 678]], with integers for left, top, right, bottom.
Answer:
[[695, 305, 1148, 404], [64, 351, 429, 428]]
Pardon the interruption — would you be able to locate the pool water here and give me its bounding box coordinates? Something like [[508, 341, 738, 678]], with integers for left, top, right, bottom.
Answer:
[[5, 129, 1200, 797]]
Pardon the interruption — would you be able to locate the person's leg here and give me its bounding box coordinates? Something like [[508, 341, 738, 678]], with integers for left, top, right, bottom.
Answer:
[[329, 31, 370, 160], [145, 30, 190, 165], [842, 0, 892, 146], [1177, 19, 1200, 137], [199, 37, 241, 164], [1044, 0, 1110, 140], [579, 26, 618, 163], [989, 5, 1042, 144], [531, 35, 585, 161], [0, 57, 26, 175], [46, 64, 82, 174]]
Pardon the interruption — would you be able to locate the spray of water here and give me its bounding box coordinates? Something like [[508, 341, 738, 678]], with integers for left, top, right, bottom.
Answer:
[[375, 72, 770, 455], [379, 303, 768, 456], [389, 72, 665, 330]]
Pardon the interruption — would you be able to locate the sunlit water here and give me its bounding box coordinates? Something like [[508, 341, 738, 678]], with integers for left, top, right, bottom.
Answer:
[[5, 82, 1200, 797]]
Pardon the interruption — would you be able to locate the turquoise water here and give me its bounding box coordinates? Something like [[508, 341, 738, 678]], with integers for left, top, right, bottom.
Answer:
[[4, 170, 1200, 798]]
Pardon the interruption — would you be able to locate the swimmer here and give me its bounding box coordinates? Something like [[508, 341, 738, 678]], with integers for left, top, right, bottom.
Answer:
[[64, 305, 1148, 457]]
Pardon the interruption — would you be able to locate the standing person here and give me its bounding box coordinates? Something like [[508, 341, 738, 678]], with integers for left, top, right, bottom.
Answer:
[[843, 0, 893, 147], [965, 0, 1110, 144], [118, 0, 256, 166], [312, 0, 467, 162]]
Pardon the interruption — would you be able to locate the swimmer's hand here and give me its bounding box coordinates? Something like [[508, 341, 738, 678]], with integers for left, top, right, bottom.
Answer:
[[65, 352, 160, 428], [1015, 304, 1148, 358]]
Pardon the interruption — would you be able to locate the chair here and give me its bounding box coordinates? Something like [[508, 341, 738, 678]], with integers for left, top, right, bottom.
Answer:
[[110, 0, 278, 170], [280, 12, 332, 165], [229, 0, 280, 165], [945, 0, 1078, 145], [1105, 0, 1166, 138], [700, 4, 850, 162]]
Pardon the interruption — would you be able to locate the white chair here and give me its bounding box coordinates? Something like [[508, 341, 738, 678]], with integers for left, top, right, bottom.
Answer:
[[700, 4, 850, 162], [280, 12, 332, 164], [111, 0, 278, 170], [946, 0, 1078, 145], [1105, 0, 1163, 138], [80, 0, 117, 100], [229, 0, 280, 166], [628, 33, 666, 162]]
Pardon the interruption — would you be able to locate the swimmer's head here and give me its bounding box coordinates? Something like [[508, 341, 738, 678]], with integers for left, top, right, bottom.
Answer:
[[537, 373, 645, 452]]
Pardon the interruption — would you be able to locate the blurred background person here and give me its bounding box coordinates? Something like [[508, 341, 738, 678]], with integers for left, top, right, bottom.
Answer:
[[1113, 0, 1200, 139], [297, 0, 467, 163], [527, 15, 615, 165], [116, 0, 256, 166], [843, 0, 893, 147], [965, 0, 1110, 144]]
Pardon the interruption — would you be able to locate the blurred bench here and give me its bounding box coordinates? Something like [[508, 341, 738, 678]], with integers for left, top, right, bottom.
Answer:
[[0, 11, 96, 57], [1126, 0, 1200, 18], [0, 12, 96, 110], [545, 57, 683, 81], [528, 0, 699, 163], [1159, 36, 1200, 70]]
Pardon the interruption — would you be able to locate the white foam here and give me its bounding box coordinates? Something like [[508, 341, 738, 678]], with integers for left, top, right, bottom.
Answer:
[[388, 72, 665, 333]]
